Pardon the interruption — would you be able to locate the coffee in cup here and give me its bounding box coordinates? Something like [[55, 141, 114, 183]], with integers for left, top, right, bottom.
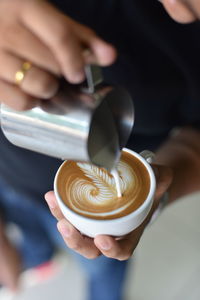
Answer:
[[54, 148, 156, 237]]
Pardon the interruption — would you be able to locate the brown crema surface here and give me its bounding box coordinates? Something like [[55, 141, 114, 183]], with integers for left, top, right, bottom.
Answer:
[[56, 151, 150, 220]]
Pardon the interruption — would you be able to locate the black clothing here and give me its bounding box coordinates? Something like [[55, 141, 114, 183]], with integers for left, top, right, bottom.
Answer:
[[1, 0, 200, 201]]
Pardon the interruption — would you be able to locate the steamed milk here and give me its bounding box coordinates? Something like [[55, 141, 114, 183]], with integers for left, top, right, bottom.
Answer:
[[111, 168, 122, 198], [57, 151, 150, 220]]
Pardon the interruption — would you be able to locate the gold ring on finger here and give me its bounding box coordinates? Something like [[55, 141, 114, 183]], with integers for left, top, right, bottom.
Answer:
[[15, 61, 32, 86]]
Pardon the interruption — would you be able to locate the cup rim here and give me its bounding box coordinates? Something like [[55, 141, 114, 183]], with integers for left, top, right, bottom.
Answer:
[[54, 147, 156, 224]]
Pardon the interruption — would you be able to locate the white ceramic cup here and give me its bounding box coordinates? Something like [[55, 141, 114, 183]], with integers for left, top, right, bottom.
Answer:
[[54, 148, 156, 238]]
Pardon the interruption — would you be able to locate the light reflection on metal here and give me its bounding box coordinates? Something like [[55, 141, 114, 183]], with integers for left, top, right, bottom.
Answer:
[[1, 66, 134, 171]]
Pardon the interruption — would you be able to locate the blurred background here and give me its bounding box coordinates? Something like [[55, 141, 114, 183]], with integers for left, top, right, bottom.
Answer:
[[0, 192, 199, 300]]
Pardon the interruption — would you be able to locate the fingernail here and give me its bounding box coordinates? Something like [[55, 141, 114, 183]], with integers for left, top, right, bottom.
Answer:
[[46, 197, 56, 209], [73, 72, 85, 82], [98, 240, 111, 251], [71, 71, 85, 83], [58, 222, 71, 238]]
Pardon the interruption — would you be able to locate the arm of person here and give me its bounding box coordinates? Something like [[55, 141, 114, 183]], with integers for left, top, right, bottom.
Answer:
[[45, 126, 200, 260], [155, 126, 200, 203], [0, 218, 22, 291]]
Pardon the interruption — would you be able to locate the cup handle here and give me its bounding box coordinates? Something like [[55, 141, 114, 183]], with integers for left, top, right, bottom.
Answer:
[[84, 65, 103, 94], [139, 150, 155, 164]]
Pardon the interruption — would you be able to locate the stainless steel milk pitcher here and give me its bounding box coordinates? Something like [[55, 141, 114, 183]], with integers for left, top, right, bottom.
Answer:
[[0, 65, 134, 171]]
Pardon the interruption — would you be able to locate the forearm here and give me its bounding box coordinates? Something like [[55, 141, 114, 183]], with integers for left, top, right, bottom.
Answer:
[[155, 127, 200, 203]]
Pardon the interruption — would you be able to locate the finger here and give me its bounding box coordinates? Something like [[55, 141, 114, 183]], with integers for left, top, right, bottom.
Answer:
[[182, 0, 200, 19], [94, 235, 133, 260], [21, 1, 116, 82], [52, 36, 85, 83], [161, 0, 197, 23], [0, 80, 38, 110], [74, 25, 117, 66], [0, 51, 59, 99], [2, 22, 60, 76], [44, 191, 64, 221], [21, 1, 85, 82], [57, 219, 101, 259]]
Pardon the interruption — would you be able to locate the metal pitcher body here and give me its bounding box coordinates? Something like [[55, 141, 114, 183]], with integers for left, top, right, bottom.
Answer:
[[0, 67, 134, 171]]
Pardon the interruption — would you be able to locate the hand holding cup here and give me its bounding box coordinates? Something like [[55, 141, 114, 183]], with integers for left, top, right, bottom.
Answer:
[[45, 149, 172, 260]]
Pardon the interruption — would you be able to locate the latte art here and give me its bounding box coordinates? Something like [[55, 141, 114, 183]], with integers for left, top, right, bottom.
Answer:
[[57, 151, 150, 220], [66, 161, 138, 218]]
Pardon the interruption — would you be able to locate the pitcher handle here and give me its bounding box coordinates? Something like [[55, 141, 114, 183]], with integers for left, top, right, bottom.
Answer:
[[84, 65, 103, 94]]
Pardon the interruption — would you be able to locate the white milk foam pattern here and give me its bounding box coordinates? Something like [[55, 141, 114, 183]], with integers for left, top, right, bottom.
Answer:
[[111, 168, 122, 197], [65, 160, 140, 218]]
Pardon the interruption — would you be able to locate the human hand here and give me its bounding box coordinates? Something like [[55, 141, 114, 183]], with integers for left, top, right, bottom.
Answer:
[[160, 0, 200, 23], [0, 0, 116, 111], [45, 164, 172, 260], [0, 234, 22, 291]]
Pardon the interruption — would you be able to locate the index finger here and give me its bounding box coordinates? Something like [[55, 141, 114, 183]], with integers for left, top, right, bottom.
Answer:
[[57, 219, 101, 259], [44, 191, 64, 221]]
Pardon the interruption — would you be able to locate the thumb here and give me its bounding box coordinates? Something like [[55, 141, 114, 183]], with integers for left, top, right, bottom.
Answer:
[[152, 164, 173, 200]]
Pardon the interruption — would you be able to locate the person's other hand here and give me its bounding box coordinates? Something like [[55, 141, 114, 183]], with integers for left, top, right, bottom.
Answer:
[[160, 0, 200, 23], [45, 164, 173, 260], [0, 0, 116, 111], [0, 234, 22, 291]]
